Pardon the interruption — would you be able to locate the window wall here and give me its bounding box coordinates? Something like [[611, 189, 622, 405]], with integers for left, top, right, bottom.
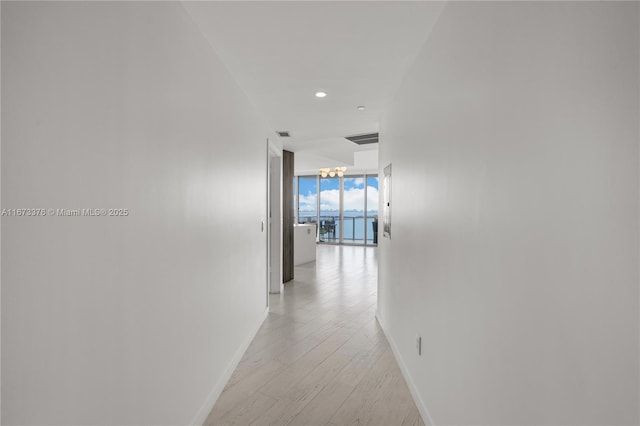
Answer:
[[294, 174, 378, 246], [297, 176, 317, 224], [319, 177, 340, 243], [343, 177, 365, 244], [366, 176, 379, 244]]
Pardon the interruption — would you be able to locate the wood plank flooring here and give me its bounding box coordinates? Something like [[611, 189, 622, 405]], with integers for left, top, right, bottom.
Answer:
[[204, 245, 423, 426]]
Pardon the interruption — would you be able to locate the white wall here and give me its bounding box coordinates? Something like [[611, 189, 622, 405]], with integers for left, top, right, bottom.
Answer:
[[378, 2, 639, 425], [2, 2, 271, 424]]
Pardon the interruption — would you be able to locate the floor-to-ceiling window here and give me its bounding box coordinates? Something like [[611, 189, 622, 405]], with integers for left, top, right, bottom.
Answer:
[[343, 176, 365, 244], [295, 174, 378, 246], [366, 176, 379, 245], [319, 177, 340, 243], [298, 176, 318, 224]]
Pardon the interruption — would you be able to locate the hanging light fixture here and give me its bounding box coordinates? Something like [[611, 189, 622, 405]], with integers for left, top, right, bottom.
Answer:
[[319, 166, 347, 178]]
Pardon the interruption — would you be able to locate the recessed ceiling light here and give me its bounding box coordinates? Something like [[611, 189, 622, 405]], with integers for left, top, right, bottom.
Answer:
[[315, 91, 327, 98], [357, 105, 366, 110]]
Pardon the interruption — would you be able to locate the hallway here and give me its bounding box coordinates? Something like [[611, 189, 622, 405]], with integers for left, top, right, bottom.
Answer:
[[204, 245, 423, 426]]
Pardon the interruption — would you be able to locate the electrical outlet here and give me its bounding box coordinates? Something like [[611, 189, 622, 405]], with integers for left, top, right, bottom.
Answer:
[[416, 334, 422, 356]]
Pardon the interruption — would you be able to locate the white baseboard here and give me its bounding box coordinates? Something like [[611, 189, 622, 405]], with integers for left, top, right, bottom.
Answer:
[[375, 311, 436, 426], [191, 307, 269, 426]]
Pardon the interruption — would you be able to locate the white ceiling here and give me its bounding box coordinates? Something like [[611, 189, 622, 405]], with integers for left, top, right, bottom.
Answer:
[[182, 1, 445, 172]]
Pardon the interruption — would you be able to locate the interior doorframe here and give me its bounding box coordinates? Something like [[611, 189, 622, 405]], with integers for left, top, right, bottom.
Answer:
[[267, 139, 283, 296]]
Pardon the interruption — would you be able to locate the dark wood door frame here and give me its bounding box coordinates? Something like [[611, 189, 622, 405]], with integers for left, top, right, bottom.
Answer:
[[282, 150, 294, 282]]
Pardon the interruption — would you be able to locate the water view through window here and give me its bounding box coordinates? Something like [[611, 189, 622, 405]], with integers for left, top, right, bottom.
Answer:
[[296, 174, 378, 245]]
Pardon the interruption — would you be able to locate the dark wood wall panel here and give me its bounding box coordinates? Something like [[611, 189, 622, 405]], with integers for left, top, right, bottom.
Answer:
[[282, 150, 294, 282]]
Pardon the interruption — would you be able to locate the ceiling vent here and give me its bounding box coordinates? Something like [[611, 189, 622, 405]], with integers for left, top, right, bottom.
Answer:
[[345, 132, 378, 145], [276, 131, 291, 138]]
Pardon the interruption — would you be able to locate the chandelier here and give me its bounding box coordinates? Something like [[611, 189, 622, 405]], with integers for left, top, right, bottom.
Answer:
[[320, 166, 347, 178]]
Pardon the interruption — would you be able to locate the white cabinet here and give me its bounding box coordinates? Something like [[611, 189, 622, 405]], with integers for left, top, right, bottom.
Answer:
[[294, 224, 317, 266]]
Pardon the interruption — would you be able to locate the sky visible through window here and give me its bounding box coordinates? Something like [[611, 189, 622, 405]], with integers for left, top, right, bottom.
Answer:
[[298, 176, 378, 214], [298, 177, 317, 213]]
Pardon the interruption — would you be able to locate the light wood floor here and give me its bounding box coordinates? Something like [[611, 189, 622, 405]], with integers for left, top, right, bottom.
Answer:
[[204, 245, 424, 426]]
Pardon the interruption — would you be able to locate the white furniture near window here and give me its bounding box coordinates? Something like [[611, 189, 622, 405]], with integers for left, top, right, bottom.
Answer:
[[294, 224, 317, 266]]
